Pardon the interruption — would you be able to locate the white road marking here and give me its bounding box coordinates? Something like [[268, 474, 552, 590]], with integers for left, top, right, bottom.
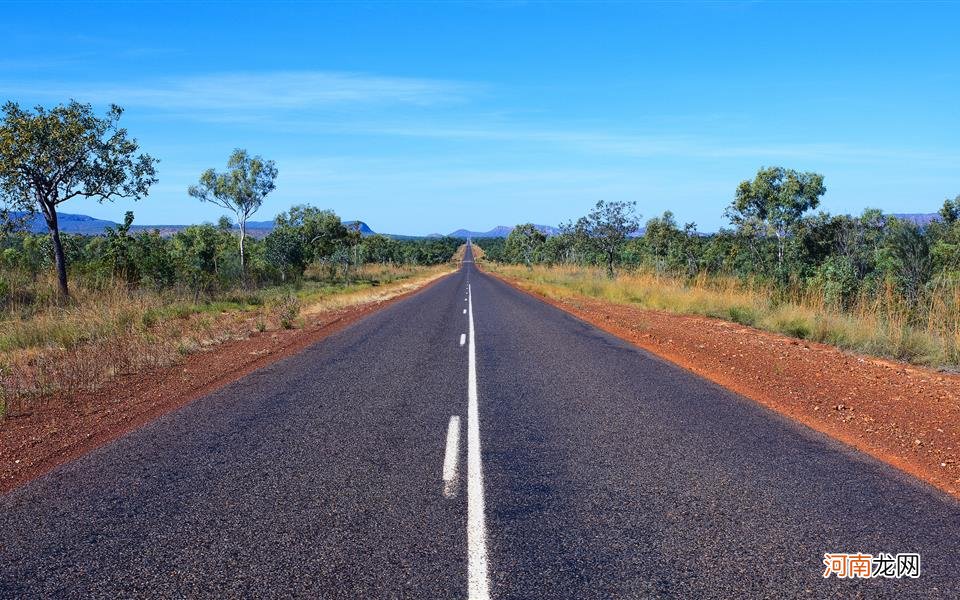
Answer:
[[460, 333, 467, 346], [442, 416, 461, 499], [466, 283, 491, 599]]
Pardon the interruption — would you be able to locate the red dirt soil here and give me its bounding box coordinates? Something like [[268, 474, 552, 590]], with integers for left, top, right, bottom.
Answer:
[[0, 275, 449, 495], [492, 272, 960, 500]]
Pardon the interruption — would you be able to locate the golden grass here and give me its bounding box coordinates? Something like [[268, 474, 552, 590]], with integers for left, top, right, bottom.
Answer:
[[301, 264, 453, 315], [452, 243, 485, 263], [0, 263, 455, 417], [489, 264, 960, 369]]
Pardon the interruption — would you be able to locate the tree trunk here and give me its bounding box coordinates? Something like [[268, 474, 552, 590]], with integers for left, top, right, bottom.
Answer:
[[52, 227, 69, 299], [41, 201, 70, 299], [776, 232, 784, 270], [238, 220, 246, 284]]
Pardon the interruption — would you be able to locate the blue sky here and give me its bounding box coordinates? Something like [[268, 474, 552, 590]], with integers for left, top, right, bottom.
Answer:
[[2, 1, 958, 235]]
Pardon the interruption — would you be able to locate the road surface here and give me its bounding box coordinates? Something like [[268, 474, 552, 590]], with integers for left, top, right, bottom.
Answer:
[[2, 243, 959, 598]]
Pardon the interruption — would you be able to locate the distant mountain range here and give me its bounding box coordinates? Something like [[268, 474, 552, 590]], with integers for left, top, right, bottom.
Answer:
[[8, 211, 944, 238], [10, 212, 390, 239], [12, 212, 120, 235], [9, 211, 564, 239], [446, 224, 561, 238], [891, 213, 942, 226]]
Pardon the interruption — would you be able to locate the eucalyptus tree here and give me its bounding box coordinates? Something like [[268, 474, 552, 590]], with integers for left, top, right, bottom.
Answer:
[[0, 101, 157, 298], [505, 223, 546, 268], [188, 149, 277, 278], [579, 200, 641, 277], [725, 166, 826, 274]]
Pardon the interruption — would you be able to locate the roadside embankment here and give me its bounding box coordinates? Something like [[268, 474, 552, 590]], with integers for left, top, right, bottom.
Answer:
[[489, 265, 960, 500]]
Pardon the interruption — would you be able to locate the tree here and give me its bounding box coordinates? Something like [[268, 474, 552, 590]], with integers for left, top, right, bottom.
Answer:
[[170, 224, 223, 299], [131, 229, 175, 290], [188, 149, 277, 279], [643, 211, 680, 272], [879, 218, 931, 302], [264, 220, 307, 282], [504, 223, 546, 267], [0, 101, 157, 298], [264, 205, 353, 278], [939, 195, 960, 225], [361, 234, 402, 264], [725, 166, 826, 273], [578, 200, 640, 277], [295, 206, 351, 265], [931, 196, 960, 276], [103, 210, 137, 284]]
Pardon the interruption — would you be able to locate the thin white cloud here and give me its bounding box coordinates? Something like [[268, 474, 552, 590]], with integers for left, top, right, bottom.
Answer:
[[8, 71, 476, 111], [348, 123, 960, 166]]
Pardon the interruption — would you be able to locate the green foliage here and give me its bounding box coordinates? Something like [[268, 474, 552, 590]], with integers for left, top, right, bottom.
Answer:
[[504, 223, 546, 267], [878, 218, 931, 302], [481, 168, 958, 348], [188, 149, 277, 274], [812, 255, 859, 309], [0, 100, 157, 297], [573, 200, 641, 277], [0, 200, 459, 316], [170, 224, 230, 297], [726, 166, 826, 275], [931, 196, 960, 275]]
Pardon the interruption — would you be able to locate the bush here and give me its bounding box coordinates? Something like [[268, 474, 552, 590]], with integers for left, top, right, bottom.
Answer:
[[272, 294, 301, 329], [727, 305, 759, 326], [812, 255, 859, 309]]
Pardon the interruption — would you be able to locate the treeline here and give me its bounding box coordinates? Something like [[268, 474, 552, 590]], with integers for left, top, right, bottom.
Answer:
[[478, 167, 960, 312], [0, 207, 462, 307], [0, 101, 465, 303]]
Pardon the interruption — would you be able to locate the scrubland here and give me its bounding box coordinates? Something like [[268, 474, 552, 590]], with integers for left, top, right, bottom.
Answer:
[[0, 263, 452, 417], [489, 264, 960, 369]]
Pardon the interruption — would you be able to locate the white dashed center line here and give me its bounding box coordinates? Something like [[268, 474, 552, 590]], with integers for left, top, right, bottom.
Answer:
[[442, 416, 461, 499]]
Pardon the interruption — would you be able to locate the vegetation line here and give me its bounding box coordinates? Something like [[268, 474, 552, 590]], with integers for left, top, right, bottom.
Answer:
[[476, 168, 960, 369]]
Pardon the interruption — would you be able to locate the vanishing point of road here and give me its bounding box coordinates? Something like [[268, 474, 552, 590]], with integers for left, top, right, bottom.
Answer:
[[2, 243, 959, 598]]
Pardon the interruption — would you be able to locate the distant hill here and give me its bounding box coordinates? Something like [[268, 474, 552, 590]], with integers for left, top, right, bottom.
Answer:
[[344, 221, 375, 235], [14, 211, 119, 235], [892, 213, 940, 226], [448, 224, 559, 238], [10, 212, 387, 238]]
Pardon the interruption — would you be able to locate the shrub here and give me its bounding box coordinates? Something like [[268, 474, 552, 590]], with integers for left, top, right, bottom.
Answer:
[[272, 294, 301, 329]]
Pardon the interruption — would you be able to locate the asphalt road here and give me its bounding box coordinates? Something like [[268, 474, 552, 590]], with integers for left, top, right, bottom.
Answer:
[[2, 243, 959, 598]]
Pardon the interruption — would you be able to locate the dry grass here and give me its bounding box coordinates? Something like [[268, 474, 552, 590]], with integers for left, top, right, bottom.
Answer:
[[300, 265, 453, 316], [0, 263, 454, 418], [452, 243, 485, 263], [489, 264, 960, 369]]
